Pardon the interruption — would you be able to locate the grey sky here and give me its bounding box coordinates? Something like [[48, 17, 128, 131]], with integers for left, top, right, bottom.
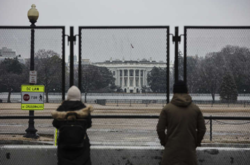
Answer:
[[1, 0, 250, 62], [1, 0, 250, 26]]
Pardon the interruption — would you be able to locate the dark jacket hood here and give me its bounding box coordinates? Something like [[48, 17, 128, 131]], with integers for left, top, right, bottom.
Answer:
[[171, 93, 192, 107]]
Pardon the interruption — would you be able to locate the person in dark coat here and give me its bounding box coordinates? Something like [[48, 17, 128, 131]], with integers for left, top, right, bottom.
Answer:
[[157, 81, 206, 165], [52, 86, 93, 165]]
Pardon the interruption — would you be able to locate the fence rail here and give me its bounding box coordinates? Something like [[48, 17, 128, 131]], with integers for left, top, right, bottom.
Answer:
[[1, 115, 250, 120], [1, 115, 250, 142]]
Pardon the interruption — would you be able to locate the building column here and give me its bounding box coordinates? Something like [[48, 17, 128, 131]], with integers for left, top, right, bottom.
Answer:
[[133, 69, 136, 89], [117, 69, 120, 86], [122, 69, 124, 88], [143, 70, 145, 87], [139, 69, 141, 87], [128, 69, 130, 87]]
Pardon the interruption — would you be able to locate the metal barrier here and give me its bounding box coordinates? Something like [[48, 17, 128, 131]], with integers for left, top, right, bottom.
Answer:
[[1, 115, 250, 143], [1, 145, 250, 165]]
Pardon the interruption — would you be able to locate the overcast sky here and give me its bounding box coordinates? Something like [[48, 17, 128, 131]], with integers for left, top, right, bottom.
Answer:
[[1, 0, 250, 62]]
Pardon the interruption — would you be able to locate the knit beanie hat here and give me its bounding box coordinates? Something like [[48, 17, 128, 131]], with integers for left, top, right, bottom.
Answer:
[[67, 86, 81, 101], [173, 80, 188, 94]]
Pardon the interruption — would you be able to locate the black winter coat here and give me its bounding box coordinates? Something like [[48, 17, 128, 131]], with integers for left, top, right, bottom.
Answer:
[[52, 101, 92, 165]]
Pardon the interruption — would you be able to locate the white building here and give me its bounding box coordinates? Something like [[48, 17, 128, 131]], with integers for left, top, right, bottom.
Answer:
[[0, 47, 25, 64], [94, 58, 167, 93], [0, 47, 16, 58]]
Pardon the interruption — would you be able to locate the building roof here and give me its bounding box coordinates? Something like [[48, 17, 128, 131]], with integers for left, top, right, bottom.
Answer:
[[95, 59, 165, 65]]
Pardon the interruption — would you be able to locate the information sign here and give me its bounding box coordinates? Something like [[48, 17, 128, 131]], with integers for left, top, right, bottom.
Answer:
[[29, 71, 37, 84], [21, 85, 44, 92], [21, 92, 44, 104], [21, 85, 45, 110], [21, 104, 44, 110]]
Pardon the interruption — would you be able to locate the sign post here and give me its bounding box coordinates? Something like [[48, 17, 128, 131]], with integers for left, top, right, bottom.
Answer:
[[29, 71, 37, 84]]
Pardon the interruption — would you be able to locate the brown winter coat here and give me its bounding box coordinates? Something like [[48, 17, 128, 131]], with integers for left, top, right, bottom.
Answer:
[[157, 94, 206, 165]]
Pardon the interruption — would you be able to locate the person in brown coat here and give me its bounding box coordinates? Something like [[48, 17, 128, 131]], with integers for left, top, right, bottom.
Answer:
[[157, 81, 206, 165]]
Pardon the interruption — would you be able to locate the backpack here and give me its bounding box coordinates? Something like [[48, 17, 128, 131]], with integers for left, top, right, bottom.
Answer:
[[57, 113, 87, 149]]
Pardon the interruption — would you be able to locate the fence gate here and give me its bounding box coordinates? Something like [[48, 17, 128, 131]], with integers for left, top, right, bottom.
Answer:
[[78, 26, 170, 103], [0, 26, 66, 103], [183, 27, 250, 160]]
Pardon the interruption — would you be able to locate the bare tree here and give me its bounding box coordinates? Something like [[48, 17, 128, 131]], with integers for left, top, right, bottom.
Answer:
[[81, 65, 115, 103], [35, 49, 62, 103], [0, 58, 26, 102], [198, 53, 225, 101]]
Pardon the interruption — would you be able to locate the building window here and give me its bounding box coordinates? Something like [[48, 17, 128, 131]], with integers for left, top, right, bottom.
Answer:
[[113, 71, 115, 76]]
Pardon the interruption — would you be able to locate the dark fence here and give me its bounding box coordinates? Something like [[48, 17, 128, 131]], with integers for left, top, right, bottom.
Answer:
[[78, 26, 170, 103], [0, 26, 66, 103], [1, 115, 250, 146], [184, 26, 250, 109]]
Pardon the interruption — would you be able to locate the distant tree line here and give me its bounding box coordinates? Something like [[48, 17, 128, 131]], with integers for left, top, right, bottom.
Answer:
[[0, 49, 63, 103], [146, 45, 250, 101], [75, 65, 119, 102], [0, 49, 117, 103], [185, 45, 250, 101], [2, 45, 249, 102]]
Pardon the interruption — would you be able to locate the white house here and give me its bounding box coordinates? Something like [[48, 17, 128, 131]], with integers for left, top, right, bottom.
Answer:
[[94, 58, 167, 93]]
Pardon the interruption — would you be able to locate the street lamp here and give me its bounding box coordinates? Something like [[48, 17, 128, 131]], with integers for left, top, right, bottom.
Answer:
[[24, 4, 39, 138]]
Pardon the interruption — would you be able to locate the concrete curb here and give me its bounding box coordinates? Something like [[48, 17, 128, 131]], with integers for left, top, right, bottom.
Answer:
[[0, 145, 250, 165]]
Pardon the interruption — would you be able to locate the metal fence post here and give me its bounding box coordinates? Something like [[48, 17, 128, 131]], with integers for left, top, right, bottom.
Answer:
[[62, 27, 65, 101], [173, 27, 181, 83], [210, 115, 212, 141], [68, 26, 76, 87]]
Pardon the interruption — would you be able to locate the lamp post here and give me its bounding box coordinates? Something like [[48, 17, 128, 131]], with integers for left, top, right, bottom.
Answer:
[[24, 4, 39, 138]]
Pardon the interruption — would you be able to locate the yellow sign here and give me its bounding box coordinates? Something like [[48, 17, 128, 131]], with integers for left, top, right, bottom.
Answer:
[[21, 104, 44, 110], [21, 85, 45, 92], [54, 129, 58, 146]]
